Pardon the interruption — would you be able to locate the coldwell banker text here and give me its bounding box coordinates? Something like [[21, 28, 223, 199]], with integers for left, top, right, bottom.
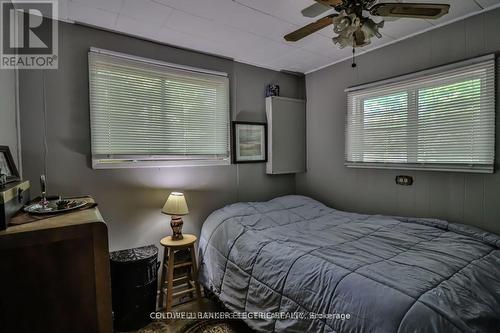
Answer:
[[1, 1, 58, 69]]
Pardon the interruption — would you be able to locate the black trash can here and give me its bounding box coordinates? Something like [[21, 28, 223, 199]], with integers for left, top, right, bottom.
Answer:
[[110, 245, 159, 332]]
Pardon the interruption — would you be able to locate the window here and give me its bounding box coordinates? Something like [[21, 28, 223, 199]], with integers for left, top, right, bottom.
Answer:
[[346, 55, 495, 173], [88, 48, 230, 169]]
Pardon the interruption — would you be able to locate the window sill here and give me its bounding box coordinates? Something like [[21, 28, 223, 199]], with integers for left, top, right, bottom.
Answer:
[[92, 158, 230, 169], [345, 162, 494, 174]]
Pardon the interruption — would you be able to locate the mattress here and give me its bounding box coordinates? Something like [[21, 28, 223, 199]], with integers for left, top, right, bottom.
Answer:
[[198, 195, 500, 333]]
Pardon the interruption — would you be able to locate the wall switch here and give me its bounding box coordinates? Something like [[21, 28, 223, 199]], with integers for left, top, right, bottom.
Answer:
[[395, 175, 413, 186]]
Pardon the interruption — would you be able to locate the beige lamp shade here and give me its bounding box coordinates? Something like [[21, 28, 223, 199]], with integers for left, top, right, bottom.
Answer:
[[162, 192, 189, 216]]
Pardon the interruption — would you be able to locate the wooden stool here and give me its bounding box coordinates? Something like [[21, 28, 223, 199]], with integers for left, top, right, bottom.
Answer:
[[158, 234, 202, 311]]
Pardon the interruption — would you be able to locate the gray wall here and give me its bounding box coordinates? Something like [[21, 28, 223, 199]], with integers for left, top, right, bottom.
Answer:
[[19, 21, 305, 251], [296, 8, 500, 235], [0, 68, 20, 170]]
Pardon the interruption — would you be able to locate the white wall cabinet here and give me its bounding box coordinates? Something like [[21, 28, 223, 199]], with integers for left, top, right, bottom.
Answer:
[[266, 96, 306, 174]]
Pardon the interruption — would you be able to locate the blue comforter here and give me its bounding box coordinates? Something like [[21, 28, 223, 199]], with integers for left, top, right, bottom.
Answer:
[[198, 195, 500, 332]]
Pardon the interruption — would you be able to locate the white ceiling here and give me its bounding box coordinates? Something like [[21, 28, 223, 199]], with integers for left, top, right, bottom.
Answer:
[[54, 0, 500, 73]]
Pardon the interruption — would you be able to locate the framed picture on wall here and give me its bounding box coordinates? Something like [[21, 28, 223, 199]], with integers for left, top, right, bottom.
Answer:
[[0, 146, 20, 185], [232, 122, 267, 163]]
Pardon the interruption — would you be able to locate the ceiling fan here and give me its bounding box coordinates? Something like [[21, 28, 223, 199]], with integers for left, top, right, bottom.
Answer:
[[285, 0, 450, 50]]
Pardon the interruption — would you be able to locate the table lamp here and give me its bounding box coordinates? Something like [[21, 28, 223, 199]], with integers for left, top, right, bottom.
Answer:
[[162, 192, 189, 240]]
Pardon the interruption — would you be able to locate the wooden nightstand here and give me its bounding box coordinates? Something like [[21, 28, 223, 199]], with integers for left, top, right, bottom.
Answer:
[[158, 234, 202, 311]]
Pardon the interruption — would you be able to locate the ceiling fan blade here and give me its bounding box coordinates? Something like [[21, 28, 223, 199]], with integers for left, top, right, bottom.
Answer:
[[313, 0, 344, 7], [301, 2, 331, 18], [284, 14, 336, 42], [370, 3, 450, 19]]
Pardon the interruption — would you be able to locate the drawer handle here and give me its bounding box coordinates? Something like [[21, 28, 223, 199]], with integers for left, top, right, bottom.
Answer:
[[17, 188, 24, 203]]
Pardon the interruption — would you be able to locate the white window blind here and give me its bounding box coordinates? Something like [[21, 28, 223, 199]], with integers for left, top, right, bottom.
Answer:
[[346, 55, 496, 173], [88, 48, 230, 169]]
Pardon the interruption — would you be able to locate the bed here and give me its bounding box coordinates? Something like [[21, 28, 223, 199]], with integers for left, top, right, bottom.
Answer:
[[198, 195, 500, 333]]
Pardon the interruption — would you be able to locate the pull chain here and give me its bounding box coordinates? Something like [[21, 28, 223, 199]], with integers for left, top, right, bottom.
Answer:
[[351, 47, 357, 68]]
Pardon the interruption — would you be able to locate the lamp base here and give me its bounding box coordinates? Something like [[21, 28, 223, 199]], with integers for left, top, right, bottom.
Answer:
[[170, 216, 184, 240]]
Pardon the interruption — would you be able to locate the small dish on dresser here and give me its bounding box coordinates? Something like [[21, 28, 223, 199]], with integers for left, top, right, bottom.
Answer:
[[24, 199, 87, 214]]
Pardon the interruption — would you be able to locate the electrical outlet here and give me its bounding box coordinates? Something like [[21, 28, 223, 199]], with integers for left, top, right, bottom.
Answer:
[[395, 175, 413, 186]]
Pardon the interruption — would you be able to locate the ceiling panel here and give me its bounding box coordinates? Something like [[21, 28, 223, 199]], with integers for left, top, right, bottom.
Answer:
[[267, 48, 328, 73], [236, 0, 333, 26], [153, 0, 180, 7], [178, 0, 297, 44], [156, 26, 229, 57], [381, 18, 433, 39], [295, 33, 340, 58], [68, 0, 119, 29], [62, 0, 500, 73], [163, 8, 295, 65], [419, 0, 482, 26], [164, 9, 258, 49], [476, 0, 500, 7], [165, 0, 225, 21], [120, 0, 173, 26], [70, 0, 123, 13], [115, 15, 164, 40]]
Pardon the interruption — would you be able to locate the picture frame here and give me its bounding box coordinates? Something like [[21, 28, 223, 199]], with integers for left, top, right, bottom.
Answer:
[[0, 146, 20, 185], [232, 121, 267, 164]]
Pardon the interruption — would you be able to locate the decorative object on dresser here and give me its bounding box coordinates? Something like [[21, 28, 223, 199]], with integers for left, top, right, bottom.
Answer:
[[23, 176, 87, 214], [0, 180, 30, 230], [11, 197, 98, 228], [24, 198, 87, 214], [28, 175, 85, 213], [0, 145, 20, 185], [232, 121, 267, 163], [110, 245, 160, 331], [158, 234, 202, 312], [266, 96, 306, 174], [162, 192, 189, 240], [265, 84, 280, 97], [0, 196, 113, 333]]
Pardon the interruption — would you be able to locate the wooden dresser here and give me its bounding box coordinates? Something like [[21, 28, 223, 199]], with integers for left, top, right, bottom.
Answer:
[[0, 199, 113, 333]]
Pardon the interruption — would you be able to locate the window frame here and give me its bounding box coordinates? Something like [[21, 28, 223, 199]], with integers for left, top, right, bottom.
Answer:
[[88, 48, 231, 169], [345, 54, 496, 173]]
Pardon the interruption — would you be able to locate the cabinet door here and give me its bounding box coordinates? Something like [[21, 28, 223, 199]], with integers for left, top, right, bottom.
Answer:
[[266, 97, 306, 174], [0, 222, 112, 333]]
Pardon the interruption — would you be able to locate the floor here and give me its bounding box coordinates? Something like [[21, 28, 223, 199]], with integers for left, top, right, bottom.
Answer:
[[129, 297, 255, 333]]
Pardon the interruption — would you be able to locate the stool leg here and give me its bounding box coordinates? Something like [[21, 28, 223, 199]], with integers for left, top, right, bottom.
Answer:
[[166, 247, 175, 312], [189, 244, 202, 299], [186, 266, 194, 299], [158, 247, 168, 310]]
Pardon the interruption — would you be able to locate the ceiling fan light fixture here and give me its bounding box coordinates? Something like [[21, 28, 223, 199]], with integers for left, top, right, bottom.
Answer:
[[361, 18, 384, 39], [331, 10, 384, 49], [331, 11, 358, 48], [285, 0, 451, 49], [333, 15, 352, 33], [332, 35, 352, 48]]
